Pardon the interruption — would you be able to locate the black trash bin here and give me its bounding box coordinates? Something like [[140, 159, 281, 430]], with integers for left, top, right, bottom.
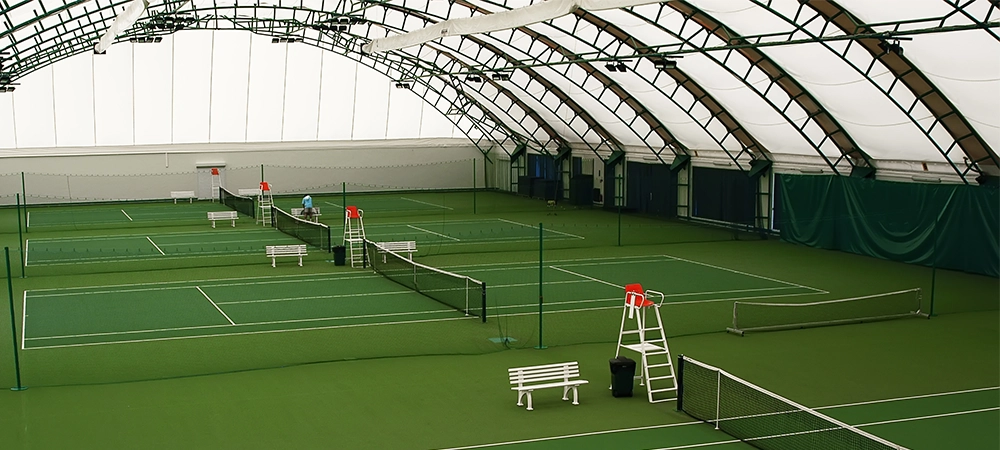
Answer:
[[332, 246, 346, 266], [610, 356, 636, 398]]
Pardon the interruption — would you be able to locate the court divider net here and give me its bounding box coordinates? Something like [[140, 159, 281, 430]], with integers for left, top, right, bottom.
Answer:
[[272, 206, 332, 252], [364, 239, 486, 322], [677, 355, 908, 449], [727, 288, 925, 336], [219, 187, 257, 218]]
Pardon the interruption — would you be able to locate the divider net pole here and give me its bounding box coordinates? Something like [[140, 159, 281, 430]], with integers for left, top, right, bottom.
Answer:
[[5, 247, 25, 390]]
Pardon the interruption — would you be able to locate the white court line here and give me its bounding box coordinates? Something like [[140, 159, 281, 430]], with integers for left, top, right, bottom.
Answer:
[[407, 224, 461, 241], [23, 239, 28, 267], [323, 201, 343, 208], [400, 197, 453, 210], [20, 290, 27, 350], [121, 209, 133, 221], [34, 228, 278, 242], [549, 266, 622, 289], [196, 286, 235, 325], [817, 386, 1000, 410], [24, 307, 456, 343], [26, 250, 261, 267], [24, 314, 474, 350], [662, 254, 827, 293], [853, 407, 1000, 428], [26, 211, 30, 228], [497, 218, 585, 239], [146, 236, 165, 255], [440, 387, 1000, 450]]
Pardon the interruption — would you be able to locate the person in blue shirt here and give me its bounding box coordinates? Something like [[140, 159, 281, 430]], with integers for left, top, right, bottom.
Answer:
[[301, 195, 315, 221]]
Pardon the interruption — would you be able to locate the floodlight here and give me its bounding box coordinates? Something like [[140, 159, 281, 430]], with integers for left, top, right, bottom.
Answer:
[[653, 59, 676, 70], [605, 62, 618, 72]]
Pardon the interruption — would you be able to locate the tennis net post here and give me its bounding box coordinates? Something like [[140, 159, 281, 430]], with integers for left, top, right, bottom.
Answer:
[[727, 288, 925, 336]]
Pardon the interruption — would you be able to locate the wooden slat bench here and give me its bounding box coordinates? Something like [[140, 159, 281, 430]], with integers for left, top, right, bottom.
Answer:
[[208, 211, 238, 228], [171, 190, 196, 204], [508, 361, 589, 411], [375, 241, 417, 262], [291, 207, 322, 222], [265, 244, 307, 267]]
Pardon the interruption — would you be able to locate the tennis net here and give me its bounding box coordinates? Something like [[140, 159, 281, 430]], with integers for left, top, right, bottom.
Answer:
[[272, 206, 332, 252], [727, 288, 925, 336], [364, 239, 486, 322], [677, 355, 907, 449], [219, 187, 256, 218]]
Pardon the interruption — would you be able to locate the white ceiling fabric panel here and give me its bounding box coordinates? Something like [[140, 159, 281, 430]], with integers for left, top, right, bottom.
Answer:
[[352, 64, 391, 140], [316, 53, 358, 141], [385, 83, 424, 139], [132, 39, 173, 145], [209, 31, 251, 144], [762, 44, 942, 162], [52, 54, 95, 147], [245, 34, 288, 143], [678, 52, 815, 156], [0, 95, 16, 149], [686, 0, 795, 36], [93, 44, 135, 146], [904, 31, 1000, 151], [172, 31, 213, 144], [12, 66, 56, 148], [282, 44, 324, 141]]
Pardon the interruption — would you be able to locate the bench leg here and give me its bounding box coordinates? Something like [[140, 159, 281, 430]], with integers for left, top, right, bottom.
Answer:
[[298, 255, 302, 267], [231, 219, 236, 227], [571, 386, 579, 406], [271, 257, 276, 268], [212, 221, 216, 229], [562, 386, 571, 401]]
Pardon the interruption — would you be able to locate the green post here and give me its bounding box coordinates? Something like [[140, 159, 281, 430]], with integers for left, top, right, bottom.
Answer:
[[473, 159, 477, 215], [536, 223, 545, 349], [16, 194, 24, 278], [20, 172, 26, 232], [6, 247, 25, 390], [929, 213, 939, 317], [342, 182, 347, 214], [617, 204, 622, 247], [260, 164, 264, 184]]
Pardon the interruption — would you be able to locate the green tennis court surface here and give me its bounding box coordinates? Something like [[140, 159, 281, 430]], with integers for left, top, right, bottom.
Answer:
[[21, 255, 822, 349], [441, 388, 999, 449]]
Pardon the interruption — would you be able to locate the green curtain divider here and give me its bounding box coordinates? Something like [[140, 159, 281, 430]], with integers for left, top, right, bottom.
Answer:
[[779, 174, 998, 277]]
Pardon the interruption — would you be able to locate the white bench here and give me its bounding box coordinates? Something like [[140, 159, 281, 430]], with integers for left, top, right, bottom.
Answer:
[[376, 241, 417, 262], [171, 191, 196, 204], [291, 207, 322, 222], [508, 361, 589, 411], [208, 211, 238, 228], [266, 244, 308, 267]]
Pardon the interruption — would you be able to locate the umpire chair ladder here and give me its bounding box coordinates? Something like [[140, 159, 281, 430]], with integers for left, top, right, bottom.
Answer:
[[344, 206, 366, 267], [257, 181, 273, 226], [614, 283, 677, 403]]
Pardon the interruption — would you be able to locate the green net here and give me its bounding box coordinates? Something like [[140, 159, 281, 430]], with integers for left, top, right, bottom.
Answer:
[[219, 187, 256, 218], [728, 288, 924, 335], [364, 239, 486, 322], [272, 206, 332, 252], [678, 356, 907, 450]]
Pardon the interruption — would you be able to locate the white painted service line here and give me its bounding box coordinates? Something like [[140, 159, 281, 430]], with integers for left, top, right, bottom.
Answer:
[[146, 236, 165, 255], [196, 286, 235, 325], [497, 218, 586, 239], [400, 197, 453, 210], [121, 209, 133, 221], [549, 266, 622, 289], [407, 224, 461, 241]]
